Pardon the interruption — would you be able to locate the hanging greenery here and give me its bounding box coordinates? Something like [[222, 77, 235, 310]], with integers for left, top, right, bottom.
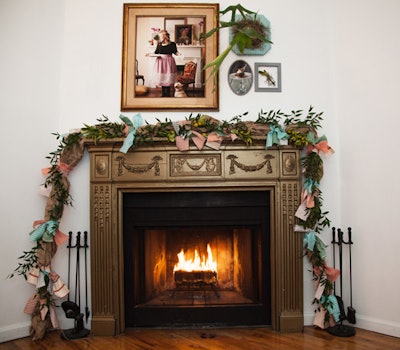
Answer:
[[203, 4, 273, 88]]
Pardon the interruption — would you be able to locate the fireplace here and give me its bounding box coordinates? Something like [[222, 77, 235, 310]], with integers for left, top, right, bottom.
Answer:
[[87, 139, 304, 335], [123, 190, 270, 327]]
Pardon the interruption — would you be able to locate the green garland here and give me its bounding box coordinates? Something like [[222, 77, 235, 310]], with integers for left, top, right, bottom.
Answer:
[[9, 106, 335, 330]]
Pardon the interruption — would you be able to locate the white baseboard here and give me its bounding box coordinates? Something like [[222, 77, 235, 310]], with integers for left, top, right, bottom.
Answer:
[[0, 322, 30, 343], [0, 316, 91, 343], [304, 311, 400, 338], [354, 314, 400, 338]]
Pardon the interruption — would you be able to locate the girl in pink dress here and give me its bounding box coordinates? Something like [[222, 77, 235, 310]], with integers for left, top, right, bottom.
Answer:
[[153, 30, 180, 97]]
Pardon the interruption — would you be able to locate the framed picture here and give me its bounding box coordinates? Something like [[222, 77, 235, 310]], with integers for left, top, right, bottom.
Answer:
[[228, 60, 253, 96], [254, 63, 282, 92], [175, 24, 193, 45], [121, 3, 219, 111]]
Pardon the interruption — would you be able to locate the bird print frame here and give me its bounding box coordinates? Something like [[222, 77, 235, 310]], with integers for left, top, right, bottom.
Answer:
[[255, 63, 281, 92]]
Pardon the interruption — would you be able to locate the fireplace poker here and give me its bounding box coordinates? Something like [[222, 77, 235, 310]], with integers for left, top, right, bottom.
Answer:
[[66, 231, 72, 302], [337, 229, 347, 321], [75, 231, 81, 312], [83, 231, 90, 322], [345, 227, 356, 324]]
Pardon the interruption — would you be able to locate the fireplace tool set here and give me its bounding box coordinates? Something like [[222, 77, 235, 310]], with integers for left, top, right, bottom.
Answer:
[[327, 227, 356, 337], [61, 231, 90, 340]]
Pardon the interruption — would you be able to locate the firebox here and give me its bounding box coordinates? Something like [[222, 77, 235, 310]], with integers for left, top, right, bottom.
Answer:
[[123, 191, 271, 327]]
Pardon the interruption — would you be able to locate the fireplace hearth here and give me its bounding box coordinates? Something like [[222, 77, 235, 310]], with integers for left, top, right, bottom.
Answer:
[[88, 139, 303, 335]]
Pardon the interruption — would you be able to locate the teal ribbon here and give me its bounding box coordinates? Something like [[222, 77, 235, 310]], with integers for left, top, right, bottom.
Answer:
[[119, 113, 142, 153], [266, 125, 288, 148], [303, 231, 328, 260], [303, 231, 316, 250], [306, 132, 328, 146], [321, 295, 341, 322], [303, 178, 319, 193], [29, 220, 60, 243]]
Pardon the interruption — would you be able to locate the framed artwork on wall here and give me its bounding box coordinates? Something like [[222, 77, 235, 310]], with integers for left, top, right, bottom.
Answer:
[[228, 60, 253, 96], [121, 3, 219, 111], [254, 63, 282, 92]]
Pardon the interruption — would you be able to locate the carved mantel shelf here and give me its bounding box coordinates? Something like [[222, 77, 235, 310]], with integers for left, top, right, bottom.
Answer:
[[86, 138, 303, 335]]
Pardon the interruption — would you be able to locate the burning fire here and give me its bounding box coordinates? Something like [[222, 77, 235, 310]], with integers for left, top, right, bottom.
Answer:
[[173, 244, 217, 272]]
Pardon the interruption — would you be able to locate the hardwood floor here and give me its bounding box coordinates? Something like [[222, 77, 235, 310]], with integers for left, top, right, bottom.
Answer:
[[1, 326, 399, 350]]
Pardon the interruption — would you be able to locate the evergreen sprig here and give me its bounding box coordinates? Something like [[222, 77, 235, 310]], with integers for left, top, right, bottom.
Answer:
[[256, 109, 288, 126], [81, 115, 125, 142], [7, 242, 40, 279], [284, 106, 324, 130]]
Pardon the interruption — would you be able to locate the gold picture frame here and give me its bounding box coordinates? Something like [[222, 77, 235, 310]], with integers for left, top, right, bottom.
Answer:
[[121, 3, 219, 111]]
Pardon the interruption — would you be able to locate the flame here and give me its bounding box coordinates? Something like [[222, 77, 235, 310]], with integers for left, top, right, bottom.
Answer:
[[173, 244, 217, 272]]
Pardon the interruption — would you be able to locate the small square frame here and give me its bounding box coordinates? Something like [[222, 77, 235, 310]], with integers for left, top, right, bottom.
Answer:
[[255, 63, 282, 92]]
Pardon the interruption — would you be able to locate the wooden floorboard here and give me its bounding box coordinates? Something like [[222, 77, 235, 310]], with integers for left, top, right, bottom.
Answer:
[[1, 326, 399, 350]]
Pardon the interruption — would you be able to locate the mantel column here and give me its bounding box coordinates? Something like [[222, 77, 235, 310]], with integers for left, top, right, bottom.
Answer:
[[88, 145, 120, 336]]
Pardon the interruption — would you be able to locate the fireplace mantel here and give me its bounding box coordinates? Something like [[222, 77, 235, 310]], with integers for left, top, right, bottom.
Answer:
[[87, 139, 303, 335]]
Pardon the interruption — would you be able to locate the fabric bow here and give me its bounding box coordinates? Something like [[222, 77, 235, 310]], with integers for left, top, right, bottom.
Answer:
[[324, 263, 340, 283], [119, 113, 142, 153], [313, 263, 340, 284], [206, 132, 223, 150], [23, 293, 59, 328], [41, 161, 73, 177], [175, 131, 206, 151], [191, 130, 207, 150], [321, 295, 341, 323], [306, 132, 334, 155], [303, 231, 328, 260], [303, 231, 317, 251], [29, 220, 68, 246], [302, 178, 319, 208], [266, 125, 288, 148]]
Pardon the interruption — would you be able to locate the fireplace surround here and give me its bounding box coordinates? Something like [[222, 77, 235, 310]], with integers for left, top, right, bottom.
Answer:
[[87, 138, 303, 335]]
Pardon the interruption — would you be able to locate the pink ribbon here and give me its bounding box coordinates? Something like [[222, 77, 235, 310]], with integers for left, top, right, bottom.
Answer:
[[307, 140, 334, 156], [41, 161, 73, 176], [175, 136, 190, 151], [206, 132, 223, 150], [175, 131, 206, 151], [301, 188, 315, 208], [191, 131, 206, 150], [324, 263, 340, 282], [24, 293, 39, 315], [313, 263, 340, 284]]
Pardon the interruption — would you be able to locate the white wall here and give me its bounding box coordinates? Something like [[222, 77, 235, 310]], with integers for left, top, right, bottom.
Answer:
[[331, 0, 400, 336], [0, 0, 399, 342]]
